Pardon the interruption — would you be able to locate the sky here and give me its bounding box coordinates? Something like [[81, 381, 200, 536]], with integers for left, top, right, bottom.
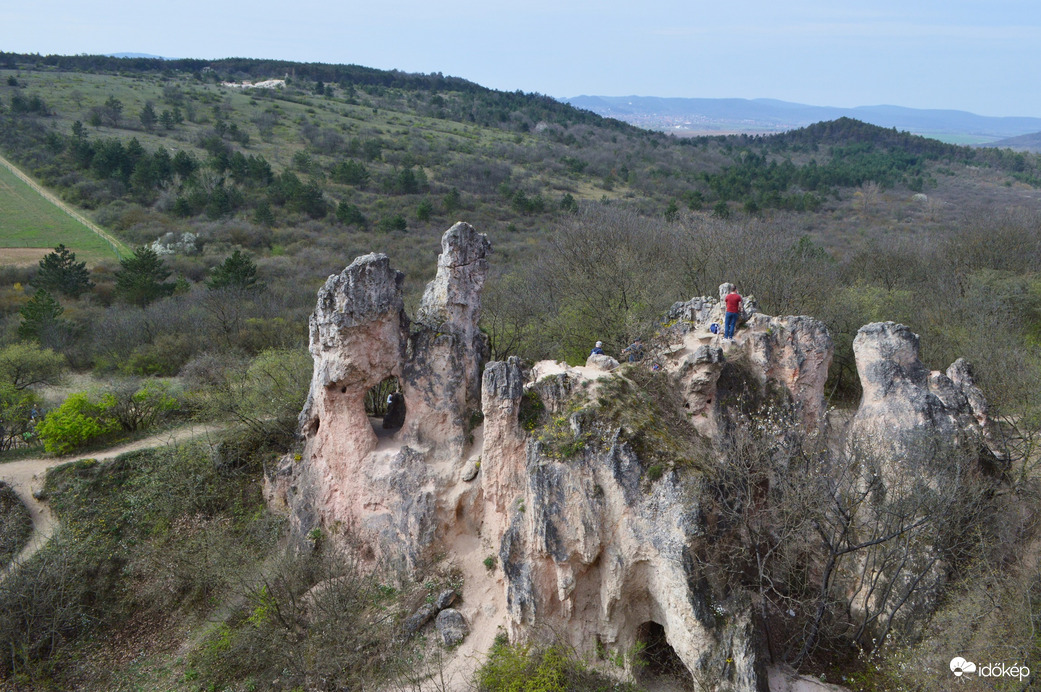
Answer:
[[3, 0, 1040, 117]]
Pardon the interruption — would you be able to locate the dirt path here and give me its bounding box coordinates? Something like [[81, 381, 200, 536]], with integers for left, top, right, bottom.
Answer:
[[0, 152, 129, 258], [0, 423, 223, 574]]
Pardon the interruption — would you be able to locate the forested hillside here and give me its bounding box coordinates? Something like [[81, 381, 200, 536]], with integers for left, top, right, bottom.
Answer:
[[0, 51, 1038, 399]]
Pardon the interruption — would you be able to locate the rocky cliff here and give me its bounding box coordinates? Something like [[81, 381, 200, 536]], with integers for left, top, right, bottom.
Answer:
[[270, 224, 998, 690]]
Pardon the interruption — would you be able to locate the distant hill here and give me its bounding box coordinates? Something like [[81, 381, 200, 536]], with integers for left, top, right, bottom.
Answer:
[[106, 52, 173, 60], [0, 50, 1038, 278], [983, 132, 1041, 152], [564, 95, 1041, 144]]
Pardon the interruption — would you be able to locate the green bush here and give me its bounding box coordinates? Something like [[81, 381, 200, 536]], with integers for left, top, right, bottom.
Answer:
[[196, 347, 311, 437], [103, 380, 180, 432], [519, 389, 546, 432], [476, 637, 629, 692], [35, 392, 120, 454], [35, 382, 181, 454]]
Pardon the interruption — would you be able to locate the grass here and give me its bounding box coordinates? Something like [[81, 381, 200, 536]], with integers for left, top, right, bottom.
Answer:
[[0, 161, 121, 264], [0, 440, 284, 686], [0, 480, 33, 568]]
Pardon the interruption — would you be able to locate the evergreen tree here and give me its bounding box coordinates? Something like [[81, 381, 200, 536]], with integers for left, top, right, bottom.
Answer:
[[253, 200, 275, 226], [335, 200, 367, 227], [208, 250, 262, 291], [115, 247, 176, 306], [35, 244, 93, 298], [18, 289, 65, 342], [139, 102, 157, 130]]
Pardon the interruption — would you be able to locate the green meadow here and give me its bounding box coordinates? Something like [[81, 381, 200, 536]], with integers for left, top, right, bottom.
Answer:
[[0, 162, 121, 264]]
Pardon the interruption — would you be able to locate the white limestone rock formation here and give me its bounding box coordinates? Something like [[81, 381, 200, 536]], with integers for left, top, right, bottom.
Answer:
[[662, 285, 833, 434], [404, 222, 492, 459], [849, 321, 1000, 464], [483, 359, 769, 690], [273, 224, 492, 572], [283, 254, 1017, 691]]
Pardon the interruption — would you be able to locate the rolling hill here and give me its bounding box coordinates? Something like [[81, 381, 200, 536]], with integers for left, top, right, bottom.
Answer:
[[565, 95, 1041, 144]]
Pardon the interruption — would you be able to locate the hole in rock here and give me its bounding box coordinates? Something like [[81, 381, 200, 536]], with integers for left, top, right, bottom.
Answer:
[[636, 621, 692, 687], [365, 376, 405, 433]]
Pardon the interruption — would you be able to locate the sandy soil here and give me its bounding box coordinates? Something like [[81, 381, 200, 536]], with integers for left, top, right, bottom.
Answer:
[[0, 422, 223, 576], [768, 664, 851, 691]]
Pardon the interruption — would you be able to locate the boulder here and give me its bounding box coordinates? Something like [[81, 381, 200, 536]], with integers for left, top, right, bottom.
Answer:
[[435, 589, 457, 610], [403, 603, 437, 636], [461, 458, 480, 482], [585, 353, 619, 371], [435, 608, 469, 646]]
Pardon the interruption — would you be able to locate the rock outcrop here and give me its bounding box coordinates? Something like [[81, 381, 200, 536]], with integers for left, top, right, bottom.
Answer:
[[274, 223, 491, 571], [404, 223, 492, 458], [662, 286, 833, 433], [486, 359, 768, 688], [849, 321, 1001, 465], [273, 236, 995, 692]]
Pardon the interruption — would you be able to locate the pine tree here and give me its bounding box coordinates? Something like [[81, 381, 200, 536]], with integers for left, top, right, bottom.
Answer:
[[115, 247, 175, 306], [208, 250, 262, 291], [18, 289, 65, 342], [35, 244, 93, 298], [139, 102, 157, 131]]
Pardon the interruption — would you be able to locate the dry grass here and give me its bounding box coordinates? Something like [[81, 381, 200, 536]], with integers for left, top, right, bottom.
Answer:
[[0, 248, 51, 267]]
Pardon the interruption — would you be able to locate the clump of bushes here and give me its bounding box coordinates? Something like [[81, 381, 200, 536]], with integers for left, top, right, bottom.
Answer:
[[35, 392, 121, 453], [593, 366, 706, 470], [530, 366, 708, 472], [476, 634, 635, 691], [35, 381, 180, 454], [186, 547, 409, 690], [519, 389, 546, 431]]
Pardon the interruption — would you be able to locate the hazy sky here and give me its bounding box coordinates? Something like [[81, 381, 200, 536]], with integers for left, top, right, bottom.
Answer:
[[3, 0, 1039, 117]]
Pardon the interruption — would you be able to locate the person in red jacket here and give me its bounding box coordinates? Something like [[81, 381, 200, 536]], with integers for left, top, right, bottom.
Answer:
[[723, 288, 742, 340]]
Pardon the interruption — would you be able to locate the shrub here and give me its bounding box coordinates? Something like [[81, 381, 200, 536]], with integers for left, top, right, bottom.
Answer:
[[188, 547, 407, 690], [36, 392, 120, 454], [0, 443, 281, 681], [0, 481, 33, 568], [476, 637, 629, 692], [35, 382, 182, 454], [519, 390, 545, 431], [103, 380, 180, 432]]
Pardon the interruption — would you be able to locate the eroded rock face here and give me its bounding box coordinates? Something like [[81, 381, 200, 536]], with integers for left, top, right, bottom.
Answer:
[[274, 225, 492, 571], [281, 253, 409, 546], [662, 285, 833, 434], [850, 322, 998, 462], [404, 222, 492, 458], [485, 363, 768, 690]]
